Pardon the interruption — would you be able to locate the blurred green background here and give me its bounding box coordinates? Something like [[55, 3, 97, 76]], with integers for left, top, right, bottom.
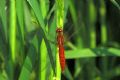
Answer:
[[0, 0, 120, 80]]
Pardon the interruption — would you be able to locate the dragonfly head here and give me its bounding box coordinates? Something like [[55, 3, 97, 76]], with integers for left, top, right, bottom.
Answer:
[[56, 27, 63, 33]]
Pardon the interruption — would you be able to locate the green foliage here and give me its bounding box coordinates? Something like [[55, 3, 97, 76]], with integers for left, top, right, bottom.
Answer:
[[0, 0, 120, 80]]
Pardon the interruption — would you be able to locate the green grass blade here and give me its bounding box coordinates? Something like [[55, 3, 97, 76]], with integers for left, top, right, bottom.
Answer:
[[24, 1, 35, 32], [47, 5, 55, 20], [69, 0, 78, 28], [0, 69, 8, 80], [40, 40, 47, 80], [44, 36, 56, 75], [65, 49, 96, 59], [39, 0, 51, 79], [64, 0, 69, 20], [37, 28, 56, 75], [9, 0, 17, 62], [27, 0, 45, 31], [48, 16, 57, 79], [63, 66, 73, 80], [108, 48, 120, 55], [27, 0, 56, 75], [19, 37, 38, 80], [16, 0, 24, 42], [40, 0, 49, 19], [0, 0, 7, 41], [65, 48, 120, 59], [18, 57, 32, 80], [110, 0, 120, 10]]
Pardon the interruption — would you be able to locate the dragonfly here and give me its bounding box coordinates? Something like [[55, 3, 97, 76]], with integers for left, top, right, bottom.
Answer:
[[36, 25, 79, 72], [56, 27, 66, 71], [54, 26, 79, 71], [46, 24, 80, 72]]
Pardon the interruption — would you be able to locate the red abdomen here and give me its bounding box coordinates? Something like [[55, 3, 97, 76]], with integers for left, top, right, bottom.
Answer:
[[58, 45, 65, 71]]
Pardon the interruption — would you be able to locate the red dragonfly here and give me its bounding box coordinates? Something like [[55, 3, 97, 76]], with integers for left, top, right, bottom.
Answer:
[[48, 26, 77, 72], [56, 27, 66, 71]]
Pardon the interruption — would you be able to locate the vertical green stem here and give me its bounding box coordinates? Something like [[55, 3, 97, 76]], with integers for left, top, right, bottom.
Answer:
[[69, 0, 83, 48], [9, 0, 16, 79], [100, 0, 108, 80], [40, 40, 47, 80], [88, 0, 96, 48], [100, 0, 107, 44], [56, 0, 64, 79], [56, 0, 64, 28], [86, 0, 96, 80], [9, 0, 16, 63]]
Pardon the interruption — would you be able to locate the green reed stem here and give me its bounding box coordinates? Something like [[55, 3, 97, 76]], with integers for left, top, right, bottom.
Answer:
[[88, 0, 96, 48], [9, 0, 16, 79], [87, 0, 96, 80], [100, 0, 107, 44], [100, 1, 109, 80], [9, 0, 16, 63], [56, 0, 64, 79]]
